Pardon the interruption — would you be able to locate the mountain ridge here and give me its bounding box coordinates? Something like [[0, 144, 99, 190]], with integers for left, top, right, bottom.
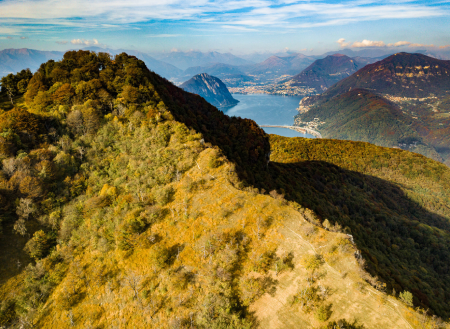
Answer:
[[323, 52, 450, 98], [296, 52, 450, 164], [242, 53, 316, 80], [153, 50, 254, 70], [0, 48, 64, 78]]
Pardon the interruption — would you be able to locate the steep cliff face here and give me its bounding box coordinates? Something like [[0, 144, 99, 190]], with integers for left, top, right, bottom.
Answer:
[[180, 73, 239, 108]]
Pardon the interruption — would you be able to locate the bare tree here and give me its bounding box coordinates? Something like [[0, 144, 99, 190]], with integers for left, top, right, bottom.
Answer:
[[2, 157, 17, 176], [14, 198, 36, 235], [13, 218, 27, 236], [124, 270, 145, 304], [48, 127, 58, 141], [16, 198, 36, 220], [5, 85, 14, 105], [68, 309, 75, 327], [77, 146, 85, 161]]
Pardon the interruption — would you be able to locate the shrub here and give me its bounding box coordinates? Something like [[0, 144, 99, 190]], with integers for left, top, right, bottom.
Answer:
[[399, 290, 414, 307], [153, 185, 174, 206], [25, 230, 50, 260], [302, 254, 324, 272], [315, 304, 332, 322], [151, 244, 171, 269]]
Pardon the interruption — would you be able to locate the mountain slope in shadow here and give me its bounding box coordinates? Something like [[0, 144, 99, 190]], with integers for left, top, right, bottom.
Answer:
[[268, 135, 450, 318]]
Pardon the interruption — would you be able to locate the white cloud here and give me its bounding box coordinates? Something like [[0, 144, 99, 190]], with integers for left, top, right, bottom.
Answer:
[[221, 25, 258, 31], [408, 43, 435, 48], [387, 41, 411, 47], [0, 26, 20, 34], [351, 39, 385, 48], [146, 34, 182, 38], [337, 38, 350, 48], [71, 38, 99, 45]]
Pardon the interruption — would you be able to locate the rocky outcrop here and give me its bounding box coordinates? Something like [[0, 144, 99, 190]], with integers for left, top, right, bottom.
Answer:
[[180, 73, 239, 108]]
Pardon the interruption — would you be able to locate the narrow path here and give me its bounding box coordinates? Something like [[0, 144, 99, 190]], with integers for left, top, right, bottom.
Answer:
[[284, 224, 414, 329]]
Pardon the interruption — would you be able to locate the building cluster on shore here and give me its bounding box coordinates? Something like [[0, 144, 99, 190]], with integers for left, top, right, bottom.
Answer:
[[228, 82, 316, 96], [294, 117, 325, 131], [384, 94, 438, 103]]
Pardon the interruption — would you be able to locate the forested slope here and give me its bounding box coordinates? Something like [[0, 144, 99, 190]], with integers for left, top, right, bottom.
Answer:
[[295, 53, 450, 164], [298, 89, 442, 161]]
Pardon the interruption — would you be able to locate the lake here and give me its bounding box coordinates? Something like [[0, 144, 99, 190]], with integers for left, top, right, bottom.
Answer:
[[222, 94, 315, 138]]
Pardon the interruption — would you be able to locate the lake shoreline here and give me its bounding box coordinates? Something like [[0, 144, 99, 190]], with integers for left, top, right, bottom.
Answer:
[[221, 94, 316, 139]]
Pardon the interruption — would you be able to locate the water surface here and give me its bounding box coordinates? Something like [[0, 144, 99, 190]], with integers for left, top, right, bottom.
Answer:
[[222, 94, 314, 138]]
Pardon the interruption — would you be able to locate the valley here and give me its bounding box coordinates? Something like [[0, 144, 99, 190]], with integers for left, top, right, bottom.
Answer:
[[2, 0, 450, 327], [228, 80, 316, 96]]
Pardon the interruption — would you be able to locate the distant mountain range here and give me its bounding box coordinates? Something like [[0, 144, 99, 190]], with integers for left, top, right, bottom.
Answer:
[[0, 48, 63, 77], [0, 47, 183, 80], [152, 51, 254, 70], [237, 50, 305, 63], [241, 53, 316, 80], [4, 47, 449, 91], [322, 48, 394, 59], [175, 63, 253, 87], [180, 63, 245, 80], [297, 52, 450, 164], [180, 73, 239, 108]]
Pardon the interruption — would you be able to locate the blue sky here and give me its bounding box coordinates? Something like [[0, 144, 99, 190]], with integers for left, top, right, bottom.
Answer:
[[0, 0, 449, 55]]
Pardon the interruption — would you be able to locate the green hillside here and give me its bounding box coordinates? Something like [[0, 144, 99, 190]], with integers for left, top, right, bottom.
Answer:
[[296, 53, 450, 165], [297, 88, 442, 161]]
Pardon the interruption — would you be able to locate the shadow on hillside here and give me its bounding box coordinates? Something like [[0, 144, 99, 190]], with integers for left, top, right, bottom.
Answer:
[[0, 221, 36, 288], [267, 160, 450, 319]]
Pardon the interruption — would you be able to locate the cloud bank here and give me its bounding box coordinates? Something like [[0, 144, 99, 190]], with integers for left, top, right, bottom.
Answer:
[[0, 0, 447, 34]]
